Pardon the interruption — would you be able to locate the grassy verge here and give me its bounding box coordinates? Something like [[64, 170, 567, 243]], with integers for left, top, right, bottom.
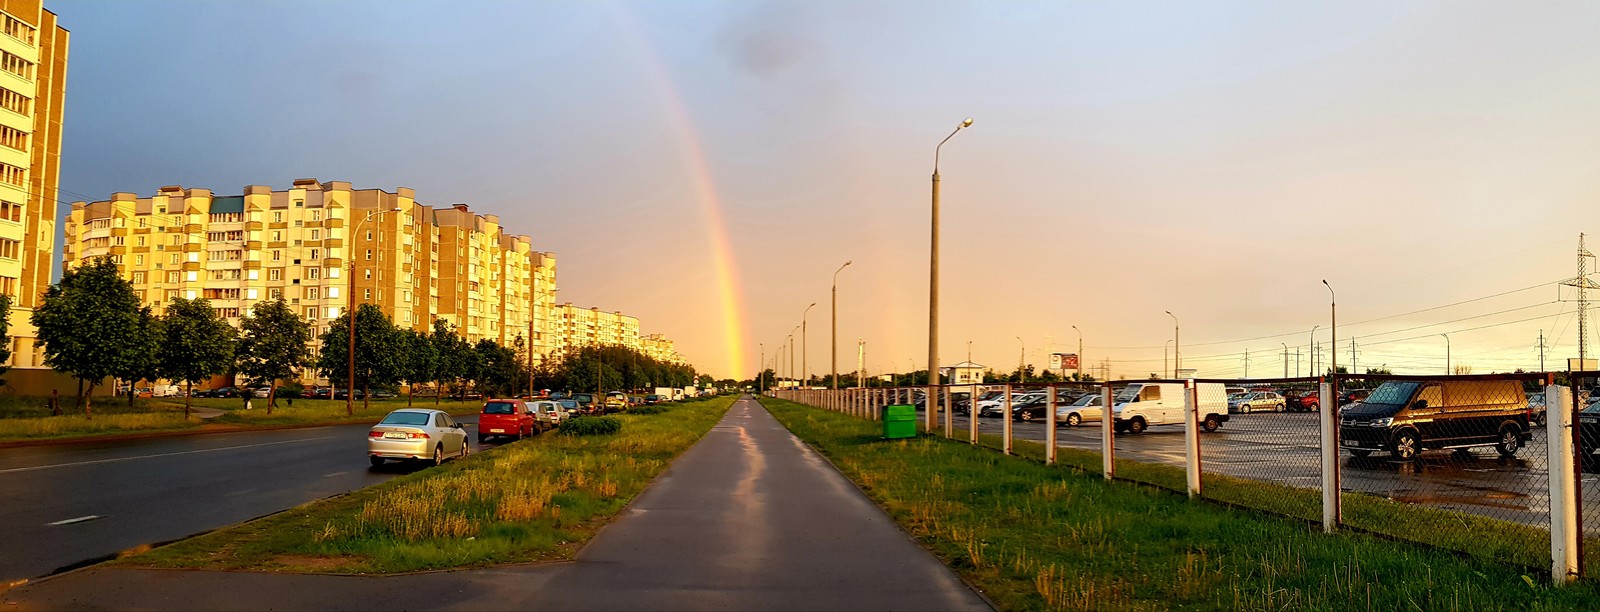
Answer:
[[764, 398, 1600, 611], [0, 396, 479, 443], [119, 395, 734, 574]]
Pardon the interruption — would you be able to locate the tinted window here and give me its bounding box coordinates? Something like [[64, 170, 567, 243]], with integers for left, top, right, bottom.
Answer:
[[380, 411, 431, 426], [483, 402, 518, 414], [1365, 382, 1418, 405]]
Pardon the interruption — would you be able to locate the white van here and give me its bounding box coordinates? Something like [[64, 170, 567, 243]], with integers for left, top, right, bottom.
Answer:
[[1112, 382, 1231, 434]]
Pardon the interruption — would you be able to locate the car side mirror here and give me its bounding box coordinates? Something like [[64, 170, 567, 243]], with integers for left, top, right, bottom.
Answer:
[[1412, 400, 1428, 409], [455, 423, 465, 429]]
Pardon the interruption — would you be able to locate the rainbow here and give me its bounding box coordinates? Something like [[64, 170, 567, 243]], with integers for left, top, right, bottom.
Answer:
[[610, 6, 747, 378]]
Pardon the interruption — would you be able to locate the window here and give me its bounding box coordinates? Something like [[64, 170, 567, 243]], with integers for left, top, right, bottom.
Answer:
[[0, 51, 34, 80], [166, 271, 180, 283], [0, 125, 23, 152], [187, 252, 199, 263], [269, 268, 281, 281], [4, 16, 36, 45], [309, 210, 320, 221], [207, 212, 243, 223], [135, 236, 146, 247], [169, 234, 184, 246], [272, 250, 281, 261], [0, 200, 18, 222], [366, 249, 372, 260], [0, 162, 24, 187], [364, 270, 372, 280], [213, 307, 239, 318], [0, 275, 15, 296], [268, 288, 283, 300], [309, 248, 319, 260], [134, 255, 143, 266], [309, 229, 321, 240], [270, 230, 282, 241], [206, 230, 244, 242], [294, 199, 304, 208], [294, 220, 303, 228], [307, 307, 320, 320], [366, 231, 373, 241], [0, 238, 17, 259], [0, 87, 28, 115], [203, 288, 241, 300], [272, 211, 283, 223], [169, 254, 180, 265], [364, 288, 371, 300], [307, 267, 320, 280], [307, 287, 320, 299], [186, 271, 198, 282], [131, 271, 145, 284]]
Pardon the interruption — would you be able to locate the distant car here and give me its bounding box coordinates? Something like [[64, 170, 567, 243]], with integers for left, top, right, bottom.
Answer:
[[252, 387, 271, 398], [1581, 400, 1600, 469], [371, 390, 397, 399], [527, 400, 567, 429], [1339, 389, 1371, 406], [1010, 394, 1053, 422], [309, 387, 333, 400], [1281, 389, 1320, 412], [1056, 393, 1103, 427], [333, 389, 368, 401], [557, 399, 580, 415], [572, 393, 596, 411], [1528, 392, 1547, 427], [644, 394, 662, 404], [367, 409, 470, 467], [479, 399, 535, 443], [1229, 391, 1285, 413], [981, 392, 1042, 418]]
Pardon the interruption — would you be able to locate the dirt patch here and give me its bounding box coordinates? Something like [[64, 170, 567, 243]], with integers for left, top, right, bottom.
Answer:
[[268, 554, 366, 572]]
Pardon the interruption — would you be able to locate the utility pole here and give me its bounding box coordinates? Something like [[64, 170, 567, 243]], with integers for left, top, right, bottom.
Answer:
[[1243, 349, 1250, 379], [1538, 330, 1548, 372], [1563, 233, 1596, 372], [1295, 347, 1301, 377], [1350, 339, 1358, 374]]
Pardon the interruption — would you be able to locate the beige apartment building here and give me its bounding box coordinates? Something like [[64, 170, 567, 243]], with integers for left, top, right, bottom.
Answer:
[[552, 302, 683, 364], [62, 179, 562, 383], [0, 0, 66, 378]]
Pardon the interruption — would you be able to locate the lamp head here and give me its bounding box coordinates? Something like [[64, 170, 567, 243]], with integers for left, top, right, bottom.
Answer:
[[960, 117, 974, 128]]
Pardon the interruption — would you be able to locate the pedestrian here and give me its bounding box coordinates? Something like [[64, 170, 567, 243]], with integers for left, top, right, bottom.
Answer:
[[244, 394, 252, 411], [286, 396, 294, 408], [49, 388, 60, 416]]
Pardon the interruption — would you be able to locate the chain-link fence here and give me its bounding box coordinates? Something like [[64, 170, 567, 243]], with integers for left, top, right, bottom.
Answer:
[[768, 373, 1595, 583]]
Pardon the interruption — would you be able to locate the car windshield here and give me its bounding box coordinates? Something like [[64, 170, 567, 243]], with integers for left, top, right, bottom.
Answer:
[[379, 411, 431, 426], [1363, 382, 1417, 406], [1072, 395, 1098, 407], [559, 400, 578, 409], [483, 402, 518, 414], [1114, 386, 1141, 403]]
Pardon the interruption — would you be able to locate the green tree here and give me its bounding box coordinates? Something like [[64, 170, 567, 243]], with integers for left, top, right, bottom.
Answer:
[[316, 304, 402, 412], [399, 328, 438, 406], [236, 298, 311, 413], [429, 320, 468, 404], [0, 294, 10, 386], [113, 308, 160, 406], [475, 338, 520, 397], [32, 257, 155, 417], [157, 297, 238, 418]]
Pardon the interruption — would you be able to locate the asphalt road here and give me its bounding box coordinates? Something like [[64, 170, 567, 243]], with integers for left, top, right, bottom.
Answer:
[[0, 414, 481, 585], [925, 409, 1600, 534]]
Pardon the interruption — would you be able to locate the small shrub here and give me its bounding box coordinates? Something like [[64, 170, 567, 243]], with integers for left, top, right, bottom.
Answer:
[[561, 416, 622, 436], [629, 405, 668, 415]]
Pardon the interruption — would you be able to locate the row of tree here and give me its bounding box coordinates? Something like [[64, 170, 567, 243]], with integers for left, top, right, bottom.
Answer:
[[21, 256, 703, 417]]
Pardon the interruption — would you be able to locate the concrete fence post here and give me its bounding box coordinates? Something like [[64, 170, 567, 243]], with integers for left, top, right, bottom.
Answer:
[[943, 386, 953, 438], [1184, 381, 1200, 498], [1547, 384, 1579, 585], [1319, 381, 1338, 533], [969, 384, 979, 444], [1046, 386, 1058, 465], [1102, 382, 1114, 481], [1003, 384, 1014, 455]]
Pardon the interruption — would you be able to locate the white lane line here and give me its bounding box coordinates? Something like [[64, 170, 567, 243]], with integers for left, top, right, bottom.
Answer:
[[0, 436, 340, 475], [47, 514, 103, 526], [322, 471, 349, 478]]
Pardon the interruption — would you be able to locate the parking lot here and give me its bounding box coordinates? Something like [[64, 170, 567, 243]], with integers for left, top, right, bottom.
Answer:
[[923, 408, 1600, 535]]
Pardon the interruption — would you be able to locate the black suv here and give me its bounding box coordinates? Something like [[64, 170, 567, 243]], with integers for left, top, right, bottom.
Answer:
[[1339, 380, 1530, 460]]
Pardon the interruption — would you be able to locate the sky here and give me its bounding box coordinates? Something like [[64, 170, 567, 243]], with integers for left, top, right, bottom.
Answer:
[[48, 1, 1600, 380]]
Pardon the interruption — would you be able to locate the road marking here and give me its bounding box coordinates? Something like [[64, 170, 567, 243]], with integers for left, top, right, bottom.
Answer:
[[47, 515, 103, 526], [322, 471, 349, 478], [0, 436, 340, 475]]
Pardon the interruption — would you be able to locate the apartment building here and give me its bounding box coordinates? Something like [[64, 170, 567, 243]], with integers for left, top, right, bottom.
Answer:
[[551, 302, 683, 364], [640, 333, 682, 364], [62, 180, 560, 383], [0, 0, 66, 376]]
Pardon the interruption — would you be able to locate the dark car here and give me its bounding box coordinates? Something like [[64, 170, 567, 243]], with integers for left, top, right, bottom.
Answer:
[[333, 389, 368, 400], [1580, 399, 1600, 469], [1339, 380, 1530, 460], [309, 387, 333, 399], [1281, 389, 1320, 412], [1339, 389, 1371, 406], [1010, 394, 1053, 422]]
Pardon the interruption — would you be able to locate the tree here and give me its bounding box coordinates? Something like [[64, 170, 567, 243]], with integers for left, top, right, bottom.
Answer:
[[475, 338, 520, 397], [315, 304, 402, 412], [0, 294, 11, 387], [237, 298, 311, 413], [113, 308, 160, 406], [157, 297, 238, 418], [32, 257, 156, 417], [399, 328, 437, 406]]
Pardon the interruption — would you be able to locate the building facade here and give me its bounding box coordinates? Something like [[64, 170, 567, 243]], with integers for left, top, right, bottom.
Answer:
[[1, 0, 66, 374], [550, 302, 682, 363], [61, 180, 562, 382]]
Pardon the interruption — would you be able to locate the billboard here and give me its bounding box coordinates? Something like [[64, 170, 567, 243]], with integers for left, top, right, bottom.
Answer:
[[1050, 353, 1079, 370]]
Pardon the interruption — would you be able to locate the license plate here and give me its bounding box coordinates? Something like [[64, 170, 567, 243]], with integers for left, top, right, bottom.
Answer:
[[1342, 439, 1359, 447], [489, 428, 504, 433], [383, 431, 407, 439]]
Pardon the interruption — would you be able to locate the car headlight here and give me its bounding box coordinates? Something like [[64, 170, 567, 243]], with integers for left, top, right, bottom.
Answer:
[[1370, 418, 1392, 427]]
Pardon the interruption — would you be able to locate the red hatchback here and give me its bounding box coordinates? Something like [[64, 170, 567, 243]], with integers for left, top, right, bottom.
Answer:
[[478, 399, 534, 443]]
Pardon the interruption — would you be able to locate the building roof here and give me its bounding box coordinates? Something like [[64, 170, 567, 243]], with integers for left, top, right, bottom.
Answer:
[[945, 361, 985, 369]]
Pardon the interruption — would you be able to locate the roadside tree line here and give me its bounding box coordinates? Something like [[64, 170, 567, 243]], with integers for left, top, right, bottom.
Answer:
[[17, 256, 702, 417]]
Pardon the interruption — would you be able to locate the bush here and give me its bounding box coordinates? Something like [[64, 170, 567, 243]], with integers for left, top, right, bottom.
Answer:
[[560, 416, 622, 436], [629, 405, 668, 415], [276, 381, 305, 399]]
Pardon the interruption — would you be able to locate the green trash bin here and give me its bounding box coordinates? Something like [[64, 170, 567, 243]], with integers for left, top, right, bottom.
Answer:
[[883, 404, 917, 439]]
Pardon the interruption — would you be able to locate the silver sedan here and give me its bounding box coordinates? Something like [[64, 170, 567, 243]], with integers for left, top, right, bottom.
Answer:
[[367, 409, 470, 467], [1056, 394, 1103, 427]]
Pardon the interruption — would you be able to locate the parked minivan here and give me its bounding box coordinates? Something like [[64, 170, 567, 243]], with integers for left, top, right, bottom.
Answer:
[[1338, 380, 1530, 460], [1112, 382, 1231, 433]]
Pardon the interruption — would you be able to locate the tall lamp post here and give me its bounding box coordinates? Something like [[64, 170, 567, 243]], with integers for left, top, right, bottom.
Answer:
[[1015, 336, 1025, 382], [347, 207, 400, 416], [928, 117, 973, 431], [831, 261, 852, 391], [802, 302, 816, 388], [1440, 333, 1451, 375], [1323, 280, 1337, 381], [759, 342, 765, 394], [1309, 325, 1320, 377], [1280, 342, 1289, 378], [1165, 311, 1180, 378], [1072, 325, 1083, 381]]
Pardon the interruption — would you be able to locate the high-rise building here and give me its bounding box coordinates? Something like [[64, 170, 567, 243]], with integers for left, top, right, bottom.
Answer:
[[62, 180, 561, 383], [550, 302, 681, 363], [1, 0, 66, 375]]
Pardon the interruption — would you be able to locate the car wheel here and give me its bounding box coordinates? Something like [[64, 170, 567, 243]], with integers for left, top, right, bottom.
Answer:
[[1536, 413, 1547, 427], [1242, 404, 1252, 414], [1067, 413, 1082, 427], [1202, 415, 1219, 432], [369, 456, 384, 468], [1129, 418, 1146, 434], [461, 439, 471, 459], [477, 434, 487, 444], [1496, 425, 1521, 457], [1021, 411, 1034, 422], [1350, 449, 1371, 458], [433, 445, 444, 466], [1392, 430, 1419, 460]]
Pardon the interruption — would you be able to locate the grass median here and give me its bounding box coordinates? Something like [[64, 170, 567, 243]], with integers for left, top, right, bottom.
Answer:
[[118, 395, 734, 574], [0, 396, 479, 443], [763, 398, 1600, 611]]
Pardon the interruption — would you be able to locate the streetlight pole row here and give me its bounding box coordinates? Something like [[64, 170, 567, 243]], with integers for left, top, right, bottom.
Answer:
[[928, 117, 973, 432]]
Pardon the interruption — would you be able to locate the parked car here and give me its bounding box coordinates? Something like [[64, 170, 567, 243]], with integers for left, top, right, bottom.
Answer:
[[1527, 392, 1547, 427], [1010, 394, 1054, 422], [979, 392, 1039, 418], [252, 387, 271, 398], [1113, 382, 1231, 433], [571, 393, 596, 412], [644, 394, 662, 404], [1281, 389, 1320, 412], [211, 387, 239, 399], [478, 399, 535, 443], [333, 389, 368, 401], [557, 398, 581, 415], [1339, 380, 1530, 460], [1339, 389, 1371, 406], [371, 390, 397, 399], [1580, 399, 1600, 468], [309, 387, 333, 399], [527, 400, 567, 429], [1056, 393, 1103, 427], [1229, 391, 1285, 413], [367, 409, 470, 467]]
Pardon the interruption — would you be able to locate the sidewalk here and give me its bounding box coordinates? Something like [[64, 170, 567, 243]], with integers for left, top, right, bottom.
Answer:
[[3, 396, 990, 611]]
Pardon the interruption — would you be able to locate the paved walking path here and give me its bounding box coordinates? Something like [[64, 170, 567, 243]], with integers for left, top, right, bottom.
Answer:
[[3, 396, 990, 611]]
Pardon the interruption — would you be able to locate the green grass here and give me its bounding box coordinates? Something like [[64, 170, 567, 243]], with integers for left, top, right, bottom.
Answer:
[[763, 398, 1600, 611], [120, 395, 734, 574], [0, 395, 480, 443]]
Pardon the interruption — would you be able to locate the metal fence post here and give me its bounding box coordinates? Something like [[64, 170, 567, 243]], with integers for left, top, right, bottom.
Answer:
[[1319, 380, 1338, 533], [1548, 383, 1579, 584], [1046, 385, 1057, 465], [944, 386, 953, 438], [1185, 381, 1200, 499], [1003, 383, 1013, 455], [1102, 382, 1114, 480], [969, 383, 979, 444]]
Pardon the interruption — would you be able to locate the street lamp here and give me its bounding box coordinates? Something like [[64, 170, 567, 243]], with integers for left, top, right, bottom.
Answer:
[[831, 261, 851, 391], [759, 342, 765, 393], [929, 117, 973, 432], [346, 207, 400, 416], [1280, 342, 1289, 378], [802, 303, 816, 388], [1016, 336, 1025, 383], [1323, 280, 1337, 380], [1310, 325, 1320, 377], [1440, 333, 1451, 375], [1165, 311, 1180, 377], [1072, 325, 1083, 381]]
